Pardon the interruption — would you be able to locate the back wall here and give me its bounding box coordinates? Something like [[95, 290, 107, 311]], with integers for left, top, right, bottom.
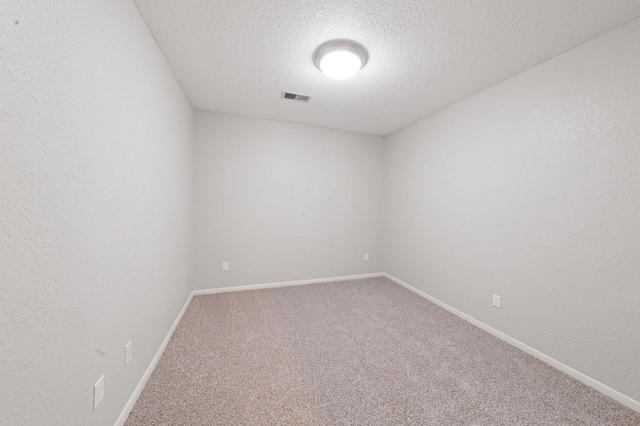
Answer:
[[193, 111, 383, 289]]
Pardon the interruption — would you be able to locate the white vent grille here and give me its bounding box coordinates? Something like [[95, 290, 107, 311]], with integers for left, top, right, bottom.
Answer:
[[282, 91, 311, 102]]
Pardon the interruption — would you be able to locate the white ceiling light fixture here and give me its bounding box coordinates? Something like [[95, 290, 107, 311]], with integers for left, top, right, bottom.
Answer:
[[313, 39, 369, 80]]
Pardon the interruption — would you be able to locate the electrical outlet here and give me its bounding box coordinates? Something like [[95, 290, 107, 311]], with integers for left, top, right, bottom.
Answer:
[[125, 341, 132, 366], [222, 262, 229, 272], [492, 294, 501, 308], [93, 375, 104, 410], [364, 253, 369, 261]]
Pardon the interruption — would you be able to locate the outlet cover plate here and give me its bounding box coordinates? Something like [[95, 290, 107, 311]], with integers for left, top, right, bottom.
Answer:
[[125, 341, 132, 366], [93, 375, 104, 410], [492, 294, 501, 308]]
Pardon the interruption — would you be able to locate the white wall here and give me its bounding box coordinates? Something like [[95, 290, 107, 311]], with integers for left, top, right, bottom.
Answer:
[[0, 1, 193, 425], [194, 112, 383, 289], [384, 18, 640, 402]]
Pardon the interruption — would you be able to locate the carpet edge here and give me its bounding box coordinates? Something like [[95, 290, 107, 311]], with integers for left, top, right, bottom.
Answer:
[[191, 272, 386, 295]]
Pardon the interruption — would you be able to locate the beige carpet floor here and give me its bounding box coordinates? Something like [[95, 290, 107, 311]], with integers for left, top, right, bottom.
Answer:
[[125, 277, 640, 425]]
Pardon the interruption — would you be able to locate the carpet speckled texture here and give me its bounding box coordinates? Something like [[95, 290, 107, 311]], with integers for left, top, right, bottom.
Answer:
[[125, 277, 640, 425]]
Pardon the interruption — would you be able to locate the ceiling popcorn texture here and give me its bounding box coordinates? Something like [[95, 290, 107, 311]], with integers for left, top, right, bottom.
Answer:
[[133, 0, 640, 135]]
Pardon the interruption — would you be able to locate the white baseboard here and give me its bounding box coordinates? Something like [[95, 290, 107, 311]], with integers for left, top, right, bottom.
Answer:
[[191, 272, 385, 296], [114, 292, 194, 426], [383, 273, 640, 414]]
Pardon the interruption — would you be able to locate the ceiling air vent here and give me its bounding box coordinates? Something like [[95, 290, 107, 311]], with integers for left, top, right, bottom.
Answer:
[[282, 91, 311, 102]]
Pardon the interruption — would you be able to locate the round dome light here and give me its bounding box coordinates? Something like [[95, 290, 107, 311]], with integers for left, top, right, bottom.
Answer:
[[313, 40, 369, 80]]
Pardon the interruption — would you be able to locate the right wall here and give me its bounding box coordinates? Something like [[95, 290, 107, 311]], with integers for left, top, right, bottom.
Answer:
[[383, 18, 640, 403]]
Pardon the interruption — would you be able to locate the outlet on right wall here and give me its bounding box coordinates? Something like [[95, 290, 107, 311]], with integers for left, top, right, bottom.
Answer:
[[383, 18, 640, 402]]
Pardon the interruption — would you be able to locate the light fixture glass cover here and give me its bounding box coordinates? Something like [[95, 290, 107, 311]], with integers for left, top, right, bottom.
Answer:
[[313, 39, 369, 80]]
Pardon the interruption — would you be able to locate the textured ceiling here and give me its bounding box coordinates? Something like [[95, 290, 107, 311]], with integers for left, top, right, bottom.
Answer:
[[133, 0, 640, 136]]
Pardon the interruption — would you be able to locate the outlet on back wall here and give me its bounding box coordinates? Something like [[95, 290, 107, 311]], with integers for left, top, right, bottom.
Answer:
[[492, 294, 501, 308]]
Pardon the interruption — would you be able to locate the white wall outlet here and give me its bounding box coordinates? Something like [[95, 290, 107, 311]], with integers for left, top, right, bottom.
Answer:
[[125, 341, 132, 366], [492, 294, 501, 308], [93, 375, 105, 410], [364, 253, 369, 261], [222, 262, 229, 272]]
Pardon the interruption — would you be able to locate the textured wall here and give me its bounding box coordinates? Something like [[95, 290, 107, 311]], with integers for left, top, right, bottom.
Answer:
[[0, 1, 193, 425], [383, 18, 640, 402], [194, 112, 383, 289]]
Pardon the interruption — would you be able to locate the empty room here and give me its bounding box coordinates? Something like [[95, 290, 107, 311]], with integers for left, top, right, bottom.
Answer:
[[2, 0, 640, 425]]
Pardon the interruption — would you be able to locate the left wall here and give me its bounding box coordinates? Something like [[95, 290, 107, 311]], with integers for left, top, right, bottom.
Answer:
[[0, 1, 193, 424]]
